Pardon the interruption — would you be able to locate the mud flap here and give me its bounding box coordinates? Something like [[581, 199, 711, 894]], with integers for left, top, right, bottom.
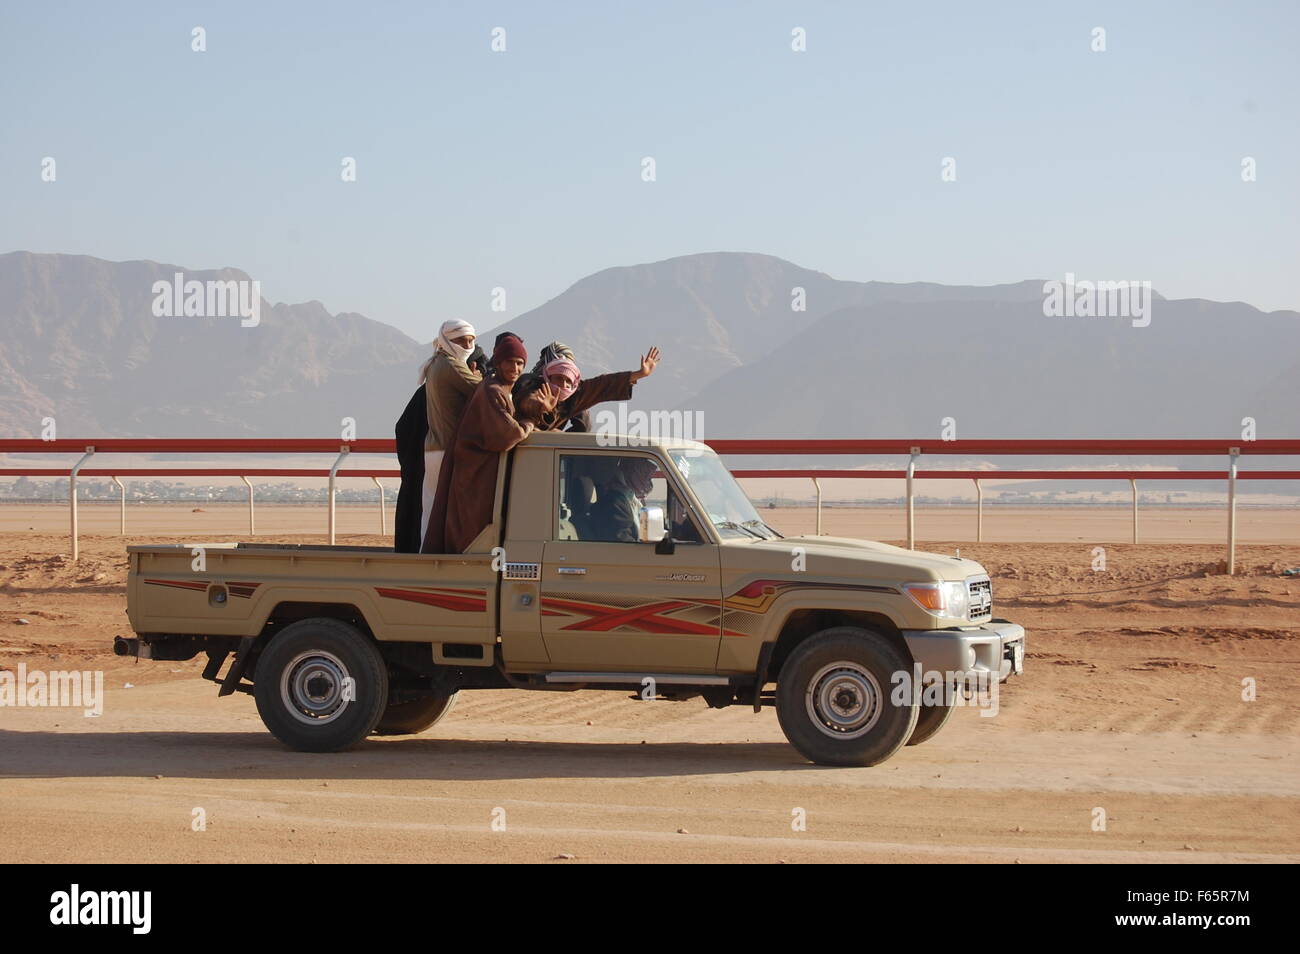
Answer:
[[200, 636, 257, 696], [752, 642, 776, 712], [218, 636, 257, 696]]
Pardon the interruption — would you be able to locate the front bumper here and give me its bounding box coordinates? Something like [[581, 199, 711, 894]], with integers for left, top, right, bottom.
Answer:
[[901, 619, 1025, 684]]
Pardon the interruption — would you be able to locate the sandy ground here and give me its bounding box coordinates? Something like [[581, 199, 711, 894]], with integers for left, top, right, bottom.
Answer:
[[1, 506, 1298, 863]]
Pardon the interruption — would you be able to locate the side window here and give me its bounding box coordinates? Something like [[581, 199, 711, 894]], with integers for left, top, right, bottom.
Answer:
[[665, 484, 704, 543], [558, 454, 705, 544]]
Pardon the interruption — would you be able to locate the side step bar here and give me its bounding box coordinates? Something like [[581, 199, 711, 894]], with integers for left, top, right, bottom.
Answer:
[[544, 672, 730, 686]]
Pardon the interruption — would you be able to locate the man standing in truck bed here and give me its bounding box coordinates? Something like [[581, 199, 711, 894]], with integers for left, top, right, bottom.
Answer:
[[394, 320, 482, 552], [515, 346, 661, 433], [422, 334, 556, 553]]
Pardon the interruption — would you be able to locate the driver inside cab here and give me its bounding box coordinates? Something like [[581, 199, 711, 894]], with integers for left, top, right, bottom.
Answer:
[[588, 457, 657, 543]]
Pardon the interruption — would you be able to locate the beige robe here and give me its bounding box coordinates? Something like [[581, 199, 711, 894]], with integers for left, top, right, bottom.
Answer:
[[421, 351, 482, 540], [424, 351, 482, 451]]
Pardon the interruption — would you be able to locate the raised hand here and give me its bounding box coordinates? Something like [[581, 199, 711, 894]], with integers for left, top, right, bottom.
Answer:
[[635, 346, 661, 381], [534, 380, 559, 414]]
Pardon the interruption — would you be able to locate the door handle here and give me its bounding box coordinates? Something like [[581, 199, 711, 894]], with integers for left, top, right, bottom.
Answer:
[[556, 567, 587, 575]]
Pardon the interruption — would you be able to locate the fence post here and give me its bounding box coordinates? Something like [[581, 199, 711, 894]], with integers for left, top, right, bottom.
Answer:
[[974, 478, 982, 542], [1130, 477, 1139, 544], [811, 476, 822, 535], [328, 446, 349, 544], [372, 476, 386, 536], [906, 447, 919, 549], [240, 476, 255, 535], [111, 476, 125, 534], [69, 446, 95, 562], [1227, 447, 1240, 575]]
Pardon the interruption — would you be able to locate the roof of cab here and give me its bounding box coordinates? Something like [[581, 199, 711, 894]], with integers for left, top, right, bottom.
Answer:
[[518, 431, 712, 453]]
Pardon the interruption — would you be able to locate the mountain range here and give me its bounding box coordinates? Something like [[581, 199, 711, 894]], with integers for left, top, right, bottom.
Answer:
[[1, 251, 1296, 459]]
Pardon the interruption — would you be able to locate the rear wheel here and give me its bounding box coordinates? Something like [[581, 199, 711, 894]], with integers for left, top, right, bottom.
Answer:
[[776, 626, 918, 767], [373, 691, 459, 735], [253, 618, 388, 752]]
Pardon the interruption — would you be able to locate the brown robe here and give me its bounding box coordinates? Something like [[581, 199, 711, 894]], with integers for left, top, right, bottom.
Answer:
[[421, 379, 535, 554], [516, 371, 636, 432]]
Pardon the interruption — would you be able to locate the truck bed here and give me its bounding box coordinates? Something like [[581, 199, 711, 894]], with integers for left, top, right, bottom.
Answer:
[[126, 542, 499, 657]]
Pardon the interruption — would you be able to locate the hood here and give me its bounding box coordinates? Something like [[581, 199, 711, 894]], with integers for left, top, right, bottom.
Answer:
[[732, 534, 987, 582]]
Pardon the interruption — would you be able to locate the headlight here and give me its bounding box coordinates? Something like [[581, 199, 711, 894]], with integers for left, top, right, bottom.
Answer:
[[902, 581, 969, 619]]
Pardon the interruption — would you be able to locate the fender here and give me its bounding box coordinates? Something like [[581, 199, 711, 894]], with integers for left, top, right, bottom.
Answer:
[[716, 578, 906, 672]]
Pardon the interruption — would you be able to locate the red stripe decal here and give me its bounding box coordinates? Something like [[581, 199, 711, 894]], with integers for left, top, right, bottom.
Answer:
[[376, 587, 487, 613], [541, 597, 721, 636]]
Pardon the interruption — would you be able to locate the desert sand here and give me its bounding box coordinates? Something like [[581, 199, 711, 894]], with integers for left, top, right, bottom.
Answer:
[[1, 505, 1297, 863]]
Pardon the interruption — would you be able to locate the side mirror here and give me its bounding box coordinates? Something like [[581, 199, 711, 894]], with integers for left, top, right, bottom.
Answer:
[[655, 535, 675, 555], [638, 506, 665, 544]]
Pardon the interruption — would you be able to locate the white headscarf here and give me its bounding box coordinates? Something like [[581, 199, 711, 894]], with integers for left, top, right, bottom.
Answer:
[[436, 319, 476, 360], [420, 319, 476, 381]]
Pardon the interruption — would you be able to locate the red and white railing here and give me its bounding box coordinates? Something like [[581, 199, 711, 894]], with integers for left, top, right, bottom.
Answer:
[[2, 438, 1297, 573]]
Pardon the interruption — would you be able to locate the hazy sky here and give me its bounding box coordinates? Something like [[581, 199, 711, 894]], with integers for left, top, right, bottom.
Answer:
[[3, 1, 1297, 343]]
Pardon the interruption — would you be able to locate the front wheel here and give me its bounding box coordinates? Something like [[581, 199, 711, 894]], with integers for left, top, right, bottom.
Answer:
[[776, 627, 918, 767], [253, 618, 388, 752]]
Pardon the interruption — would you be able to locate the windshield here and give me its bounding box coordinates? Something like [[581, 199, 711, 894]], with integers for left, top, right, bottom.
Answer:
[[668, 449, 781, 540]]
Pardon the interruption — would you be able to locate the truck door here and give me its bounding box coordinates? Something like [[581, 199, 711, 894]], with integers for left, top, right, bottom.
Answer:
[[540, 451, 722, 672]]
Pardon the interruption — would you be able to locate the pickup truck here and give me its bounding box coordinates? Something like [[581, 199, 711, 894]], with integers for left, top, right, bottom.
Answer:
[[116, 431, 1025, 767]]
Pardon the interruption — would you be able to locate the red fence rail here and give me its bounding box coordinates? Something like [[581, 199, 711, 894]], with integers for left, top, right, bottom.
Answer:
[[4, 468, 1297, 480], [3, 438, 1300, 455]]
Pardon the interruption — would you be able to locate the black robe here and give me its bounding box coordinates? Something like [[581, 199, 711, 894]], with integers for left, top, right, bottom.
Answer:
[[393, 385, 427, 553]]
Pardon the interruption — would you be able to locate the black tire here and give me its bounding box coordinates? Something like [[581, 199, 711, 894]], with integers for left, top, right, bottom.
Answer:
[[373, 691, 459, 736], [252, 618, 388, 752], [906, 697, 956, 746], [775, 626, 918, 767]]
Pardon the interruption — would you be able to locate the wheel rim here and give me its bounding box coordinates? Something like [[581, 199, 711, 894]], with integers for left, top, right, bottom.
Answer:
[[805, 662, 882, 740], [280, 650, 352, 725]]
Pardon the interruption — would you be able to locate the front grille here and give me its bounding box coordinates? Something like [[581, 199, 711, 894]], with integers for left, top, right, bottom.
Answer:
[[967, 578, 992, 621]]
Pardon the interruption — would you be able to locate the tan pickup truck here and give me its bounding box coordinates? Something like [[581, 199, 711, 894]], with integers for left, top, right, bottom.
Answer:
[[117, 432, 1025, 766]]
